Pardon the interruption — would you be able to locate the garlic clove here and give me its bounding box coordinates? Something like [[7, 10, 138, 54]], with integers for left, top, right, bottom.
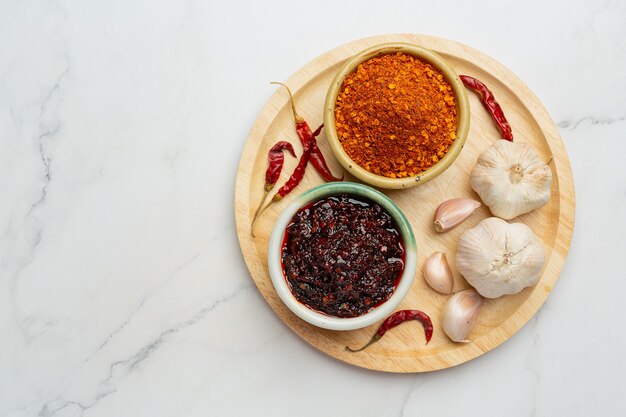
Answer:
[[442, 289, 483, 343], [423, 252, 454, 294], [433, 198, 481, 232]]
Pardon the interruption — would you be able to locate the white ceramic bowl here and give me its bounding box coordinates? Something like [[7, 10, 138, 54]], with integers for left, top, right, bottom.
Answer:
[[267, 182, 417, 331]]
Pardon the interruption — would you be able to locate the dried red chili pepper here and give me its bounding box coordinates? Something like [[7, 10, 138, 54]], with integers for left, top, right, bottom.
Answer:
[[271, 82, 343, 182], [308, 125, 342, 182], [251, 131, 312, 235], [265, 141, 296, 191], [273, 141, 311, 201], [251, 141, 296, 235], [346, 309, 433, 353], [311, 124, 323, 137], [251, 83, 343, 235], [460, 75, 513, 141]]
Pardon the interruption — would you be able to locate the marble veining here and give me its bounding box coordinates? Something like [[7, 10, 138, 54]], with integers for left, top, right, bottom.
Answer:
[[558, 116, 626, 130]]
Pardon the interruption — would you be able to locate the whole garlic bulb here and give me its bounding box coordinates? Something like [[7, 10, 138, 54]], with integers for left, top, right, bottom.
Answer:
[[456, 217, 545, 298], [470, 140, 552, 220]]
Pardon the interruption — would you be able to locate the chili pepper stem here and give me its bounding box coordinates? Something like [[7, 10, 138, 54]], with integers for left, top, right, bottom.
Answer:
[[250, 194, 283, 237], [250, 201, 270, 237], [250, 190, 270, 236], [271, 82, 304, 124], [345, 334, 381, 353]]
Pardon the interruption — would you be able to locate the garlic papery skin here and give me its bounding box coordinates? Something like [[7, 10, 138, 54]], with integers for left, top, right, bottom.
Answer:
[[423, 252, 454, 294], [456, 217, 545, 298], [470, 140, 552, 220], [442, 289, 483, 343], [433, 198, 481, 232]]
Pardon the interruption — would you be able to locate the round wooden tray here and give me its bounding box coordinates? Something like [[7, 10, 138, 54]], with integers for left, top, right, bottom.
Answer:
[[234, 34, 575, 372]]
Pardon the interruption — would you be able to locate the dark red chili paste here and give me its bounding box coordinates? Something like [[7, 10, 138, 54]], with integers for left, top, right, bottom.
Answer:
[[281, 194, 405, 318]]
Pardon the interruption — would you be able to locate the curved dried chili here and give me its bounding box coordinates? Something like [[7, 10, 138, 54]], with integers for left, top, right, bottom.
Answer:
[[265, 141, 296, 190], [251, 141, 296, 235], [460, 75, 513, 141], [346, 309, 433, 353], [272, 82, 342, 182], [251, 124, 312, 234], [273, 140, 311, 200], [251, 83, 344, 234]]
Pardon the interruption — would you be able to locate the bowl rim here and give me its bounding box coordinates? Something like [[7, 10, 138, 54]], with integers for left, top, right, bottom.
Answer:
[[323, 42, 470, 189], [267, 182, 417, 331]]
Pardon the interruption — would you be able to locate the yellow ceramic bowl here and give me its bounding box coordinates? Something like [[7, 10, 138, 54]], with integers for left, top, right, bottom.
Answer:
[[324, 42, 470, 189]]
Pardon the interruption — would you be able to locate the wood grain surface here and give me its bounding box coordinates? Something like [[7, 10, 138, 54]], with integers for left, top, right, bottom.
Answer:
[[234, 34, 575, 372]]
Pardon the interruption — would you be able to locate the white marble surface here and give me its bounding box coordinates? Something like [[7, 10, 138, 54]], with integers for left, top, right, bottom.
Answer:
[[1, 0, 625, 416]]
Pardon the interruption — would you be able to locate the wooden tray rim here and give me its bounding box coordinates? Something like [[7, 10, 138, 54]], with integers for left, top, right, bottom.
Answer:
[[234, 33, 575, 372]]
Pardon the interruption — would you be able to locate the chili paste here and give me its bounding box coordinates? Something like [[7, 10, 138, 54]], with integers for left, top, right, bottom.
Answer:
[[281, 194, 405, 318]]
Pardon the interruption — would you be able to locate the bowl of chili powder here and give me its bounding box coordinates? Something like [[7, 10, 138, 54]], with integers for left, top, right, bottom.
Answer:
[[324, 43, 470, 189], [267, 182, 417, 331]]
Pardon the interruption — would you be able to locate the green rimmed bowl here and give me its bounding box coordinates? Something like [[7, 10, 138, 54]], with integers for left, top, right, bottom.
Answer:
[[324, 42, 470, 189], [267, 182, 417, 331]]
